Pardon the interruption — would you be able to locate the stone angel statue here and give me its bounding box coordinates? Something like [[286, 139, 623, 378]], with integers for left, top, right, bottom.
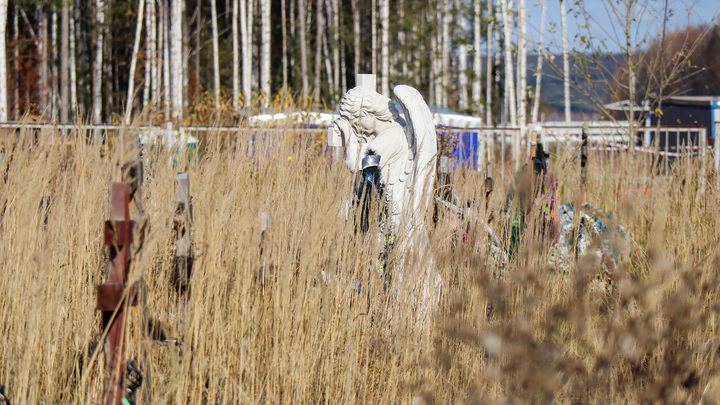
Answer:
[[332, 85, 438, 243]]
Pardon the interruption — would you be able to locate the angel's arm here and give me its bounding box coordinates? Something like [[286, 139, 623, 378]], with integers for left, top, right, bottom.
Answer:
[[364, 125, 407, 169]]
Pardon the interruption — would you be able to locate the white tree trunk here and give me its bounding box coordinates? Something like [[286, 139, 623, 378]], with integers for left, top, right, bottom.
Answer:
[[281, 0, 287, 88], [298, 0, 308, 99], [50, 9, 57, 121], [210, 0, 220, 110], [441, 0, 450, 107], [531, 0, 546, 123], [625, 0, 635, 150], [170, 0, 183, 121], [518, 0, 526, 161], [322, 26, 333, 93], [331, 0, 340, 97], [125, 0, 146, 123], [38, 8, 48, 116], [0, 0, 7, 122], [351, 0, 359, 77], [398, 0, 407, 77], [93, 0, 104, 125], [69, 3, 77, 115], [340, 35, 346, 93], [371, 0, 376, 75], [232, 0, 240, 111], [162, 0, 170, 118], [247, 0, 254, 91], [149, 0, 158, 104], [261, 0, 270, 106], [313, 0, 324, 102], [494, 0, 501, 119], [486, 0, 493, 125], [143, 0, 155, 108], [380, 0, 389, 96], [458, 3, 468, 111], [60, 1, 69, 123], [501, 0, 516, 126], [240, 0, 252, 104], [561, 0, 570, 124], [12, 4, 18, 119], [433, 10, 442, 105], [472, 0, 482, 109]]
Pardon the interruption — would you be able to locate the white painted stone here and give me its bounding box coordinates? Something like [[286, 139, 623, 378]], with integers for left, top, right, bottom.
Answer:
[[356, 74, 376, 91]]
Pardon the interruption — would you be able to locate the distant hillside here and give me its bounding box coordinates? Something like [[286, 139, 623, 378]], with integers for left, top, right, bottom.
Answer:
[[525, 53, 622, 120]]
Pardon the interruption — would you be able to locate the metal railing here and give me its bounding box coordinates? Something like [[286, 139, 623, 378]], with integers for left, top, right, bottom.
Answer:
[[1, 122, 716, 174]]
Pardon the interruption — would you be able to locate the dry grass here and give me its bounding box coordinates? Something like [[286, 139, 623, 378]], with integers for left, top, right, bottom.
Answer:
[[1, 123, 720, 403]]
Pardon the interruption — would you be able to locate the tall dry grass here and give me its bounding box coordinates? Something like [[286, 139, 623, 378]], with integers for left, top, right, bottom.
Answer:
[[1, 124, 720, 403]]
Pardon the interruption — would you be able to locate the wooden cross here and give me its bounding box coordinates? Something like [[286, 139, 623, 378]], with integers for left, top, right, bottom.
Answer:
[[97, 182, 138, 405]]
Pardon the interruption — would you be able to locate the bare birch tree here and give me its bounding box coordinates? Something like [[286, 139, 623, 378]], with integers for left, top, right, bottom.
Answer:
[[472, 0, 482, 109], [298, 0, 308, 100], [281, 0, 287, 89], [260, 0, 270, 106], [351, 0, 359, 77], [501, 0, 516, 126], [232, 0, 240, 111], [170, 0, 183, 120], [517, 0, 527, 160], [60, 0, 69, 122], [240, 0, 251, 104], [331, 0, 340, 97], [313, 0, 324, 102], [441, 0, 450, 107], [150, 0, 159, 104], [143, 0, 152, 107], [458, 4, 469, 110], [125, 0, 146, 123], [624, 0, 636, 149], [531, 0, 546, 123], [371, 0, 377, 75], [210, 0, 220, 110], [12, 4, 18, 119], [560, 0, 570, 124], [380, 0, 389, 96], [398, 0, 407, 78], [486, 0, 494, 125], [162, 0, 171, 118], [69, 3, 77, 115], [0, 0, 7, 122], [92, 0, 105, 125]]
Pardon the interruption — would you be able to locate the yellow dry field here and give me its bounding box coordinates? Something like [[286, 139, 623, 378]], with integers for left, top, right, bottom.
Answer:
[[1, 125, 720, 403]]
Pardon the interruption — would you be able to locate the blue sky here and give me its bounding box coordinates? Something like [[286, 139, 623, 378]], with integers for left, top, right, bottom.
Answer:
[[524, 0, 720, 53]]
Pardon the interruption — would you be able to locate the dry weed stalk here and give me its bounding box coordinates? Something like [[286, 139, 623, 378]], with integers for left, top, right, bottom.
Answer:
[[0, 123, 719, 403]]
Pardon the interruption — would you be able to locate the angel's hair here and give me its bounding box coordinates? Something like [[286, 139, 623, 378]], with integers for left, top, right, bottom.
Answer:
[[338, 87, 399, 124]]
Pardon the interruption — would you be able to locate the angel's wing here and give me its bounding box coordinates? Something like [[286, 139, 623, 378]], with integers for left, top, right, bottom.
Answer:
[[393, 85, 438, 218]]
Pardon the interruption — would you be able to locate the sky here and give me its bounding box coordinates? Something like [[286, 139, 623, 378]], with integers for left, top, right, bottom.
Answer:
[[523, 0, 720, 53]]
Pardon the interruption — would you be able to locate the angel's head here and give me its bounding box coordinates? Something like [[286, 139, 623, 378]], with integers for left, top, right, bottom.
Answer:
[[334, 87, 400, 173], [338, 87, 399, 140]]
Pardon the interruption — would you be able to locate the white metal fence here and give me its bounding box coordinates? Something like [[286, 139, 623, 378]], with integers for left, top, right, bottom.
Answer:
[[1, 122, 717, 175]]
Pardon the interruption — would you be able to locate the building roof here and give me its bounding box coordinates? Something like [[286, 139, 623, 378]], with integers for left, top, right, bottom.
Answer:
[[665, 96, 719, 106], [606, 96, 720, 110], [604, 100, 652, 112]]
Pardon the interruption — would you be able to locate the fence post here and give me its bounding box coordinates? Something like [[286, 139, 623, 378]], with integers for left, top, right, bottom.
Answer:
[[173, 173, 193, 291], [485, 162, 494, 212], [97, 182, 137, 405], [529, 128, 538, 165], [700, 128, 707, 193], [500, 128, 505, 183], [715, 126, 720, 189], [259, 211, 272, 292], [581, 123, 588, 192]]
